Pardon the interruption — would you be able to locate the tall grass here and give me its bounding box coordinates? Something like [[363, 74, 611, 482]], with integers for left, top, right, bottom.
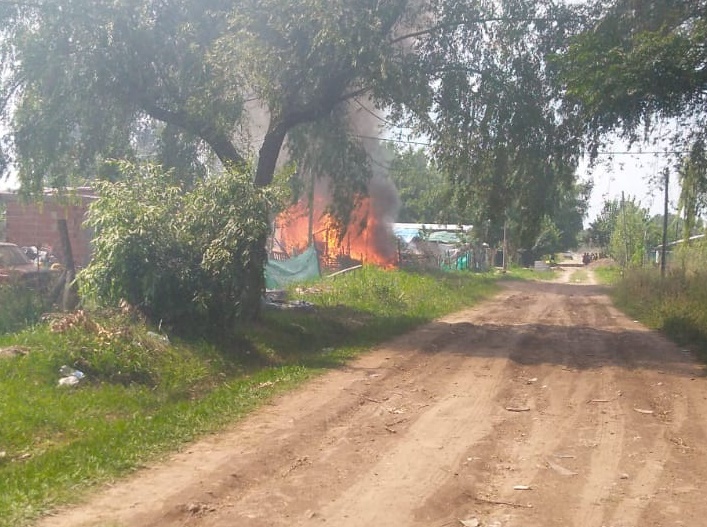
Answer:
[[611, 267, 707, 361], [0, 284, 49, 335], [0, 266, 498, 527], [592, 265, 622, 285]]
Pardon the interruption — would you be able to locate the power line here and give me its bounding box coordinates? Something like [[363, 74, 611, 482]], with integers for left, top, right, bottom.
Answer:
[[352, 133, 431, 147]]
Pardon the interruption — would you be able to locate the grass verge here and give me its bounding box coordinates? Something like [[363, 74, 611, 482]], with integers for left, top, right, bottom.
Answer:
[[592, 265, 622, 285], [0, 266, 498, 527], [611, 267, 707, 362]]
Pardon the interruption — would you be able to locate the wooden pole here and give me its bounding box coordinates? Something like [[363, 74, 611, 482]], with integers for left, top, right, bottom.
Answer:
[[58, 219, 79, 311]]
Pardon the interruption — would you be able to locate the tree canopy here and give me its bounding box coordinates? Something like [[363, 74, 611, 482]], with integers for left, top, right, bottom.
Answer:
[[557, 0, 707, 155], [415, 0, 587, 252], [387, 146, 450, 224], [0, 0, 424, 193], [0, 0, 594, 260]]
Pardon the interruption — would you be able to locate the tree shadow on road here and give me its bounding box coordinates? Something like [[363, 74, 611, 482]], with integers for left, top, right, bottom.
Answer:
[[409, 319, 705, 379]]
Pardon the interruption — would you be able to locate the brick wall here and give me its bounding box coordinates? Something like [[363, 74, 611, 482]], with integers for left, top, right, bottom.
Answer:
[[2, 194, 94, 268]]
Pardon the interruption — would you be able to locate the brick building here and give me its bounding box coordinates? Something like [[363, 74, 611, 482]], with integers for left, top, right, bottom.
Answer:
[[0, 188, 96, 268]]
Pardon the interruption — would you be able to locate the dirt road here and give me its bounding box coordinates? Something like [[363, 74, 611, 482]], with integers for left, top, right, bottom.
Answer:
[[39, 270, 707, 527]]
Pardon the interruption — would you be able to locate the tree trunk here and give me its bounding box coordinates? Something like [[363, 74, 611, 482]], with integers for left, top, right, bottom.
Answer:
[[254, 122, 289, 188]]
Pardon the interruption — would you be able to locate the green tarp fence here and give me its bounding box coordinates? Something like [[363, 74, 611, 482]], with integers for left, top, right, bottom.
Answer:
[[265, 245, 320, 289], [440, 251, 470, 271]]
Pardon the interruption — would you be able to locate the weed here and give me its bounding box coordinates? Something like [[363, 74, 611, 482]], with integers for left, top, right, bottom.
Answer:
[[0, 284, 49, 335], [593, 265, 622, 285], [611, 268, 707, 361]]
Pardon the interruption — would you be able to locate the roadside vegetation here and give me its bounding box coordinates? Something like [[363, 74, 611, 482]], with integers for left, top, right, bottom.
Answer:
[[592, 265, 622, 285], [0, 285, 50, 335], [608, 242, 707, 362], [0, 266, 497, 527]]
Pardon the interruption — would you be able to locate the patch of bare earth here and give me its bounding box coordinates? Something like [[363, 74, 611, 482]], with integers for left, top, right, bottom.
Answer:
[[37, 272, 707, 527]]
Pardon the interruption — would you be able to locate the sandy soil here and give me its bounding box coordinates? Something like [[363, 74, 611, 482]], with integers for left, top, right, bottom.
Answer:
[[37, 269, 707, 527]]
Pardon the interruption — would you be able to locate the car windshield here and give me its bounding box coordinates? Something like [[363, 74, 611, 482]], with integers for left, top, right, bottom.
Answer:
[[0, 245, 32, 267]]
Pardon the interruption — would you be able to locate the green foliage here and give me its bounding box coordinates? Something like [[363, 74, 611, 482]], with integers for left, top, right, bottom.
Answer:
[[0, 266, 497, 527], [585, 200, 619, 250], [1, 0, 244, 191], [0, 284, 48, 335], [533, 216, 563, 257], [672, 236, 707, 275], [608, 197, 650, 268], [419, 0, 584, 253], [79, 162, 278, 331], [612, 266, 707, 361], [678, 140, 707, 241], [387, 146, 451, 223], [553, 181, 593, 250], [592, 265, 622, 285], [557, 0, 707, 155], [1, 0, 588, 243]]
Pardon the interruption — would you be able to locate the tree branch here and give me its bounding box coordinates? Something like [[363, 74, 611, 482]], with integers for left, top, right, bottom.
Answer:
[[254, 73, 354, 187], [139, 100, 247, 170]]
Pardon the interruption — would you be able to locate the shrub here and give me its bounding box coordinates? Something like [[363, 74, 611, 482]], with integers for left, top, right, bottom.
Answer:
[[0, 283, 48, 334], [79, 163, 278, 334]]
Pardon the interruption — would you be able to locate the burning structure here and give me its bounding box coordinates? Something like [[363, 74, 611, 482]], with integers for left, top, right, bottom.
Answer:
[[271, 178, 399, 271], [268, 100, 401, 274]]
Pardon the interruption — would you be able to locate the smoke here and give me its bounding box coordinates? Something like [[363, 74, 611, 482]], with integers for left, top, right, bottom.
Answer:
[[347, 98, 401, 261]]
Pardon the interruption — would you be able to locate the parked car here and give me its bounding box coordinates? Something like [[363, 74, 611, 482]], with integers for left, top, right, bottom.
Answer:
[[0, 242, 55, 288]]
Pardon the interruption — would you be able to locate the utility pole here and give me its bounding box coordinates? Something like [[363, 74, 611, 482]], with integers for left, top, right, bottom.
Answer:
[[502, 219, 507, 273], [661, 167, 669, 278]]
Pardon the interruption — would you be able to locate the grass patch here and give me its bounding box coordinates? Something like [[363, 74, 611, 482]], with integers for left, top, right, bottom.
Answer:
[[502, 266, 557, 281], [569, 269, 589, 283], [0, 266, 498, 527], [611, 267, 707, 362], [592, 265, 622, 285]]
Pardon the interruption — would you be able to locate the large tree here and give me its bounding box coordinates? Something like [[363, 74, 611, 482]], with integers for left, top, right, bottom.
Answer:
[[413, 0, 587, 254], [0, 0, 421, 192], [678, 139, 707, 241], [557, 0, 707, 156], [1, 0, 589, 261]]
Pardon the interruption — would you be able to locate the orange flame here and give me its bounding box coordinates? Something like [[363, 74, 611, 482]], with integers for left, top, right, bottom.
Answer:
[[273, 195, 398, 269]]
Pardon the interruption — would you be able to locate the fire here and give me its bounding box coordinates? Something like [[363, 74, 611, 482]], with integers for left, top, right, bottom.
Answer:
[[273, 194, 398, 269]]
